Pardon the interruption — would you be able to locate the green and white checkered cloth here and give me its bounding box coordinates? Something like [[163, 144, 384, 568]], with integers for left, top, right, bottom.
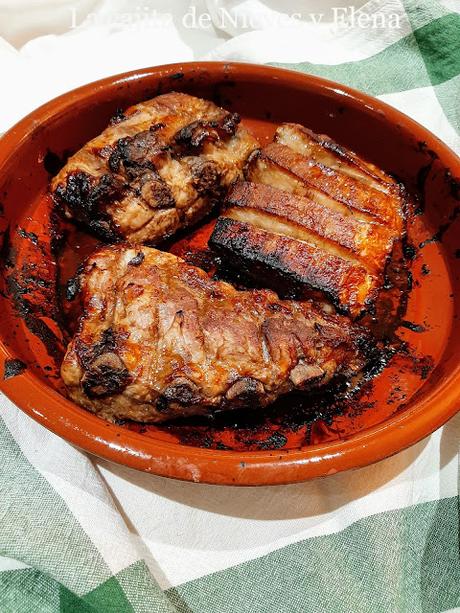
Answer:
[[0, 1, 459, 611]]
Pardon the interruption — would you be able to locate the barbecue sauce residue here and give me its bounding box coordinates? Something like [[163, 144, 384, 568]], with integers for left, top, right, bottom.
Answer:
[[3, 358, 27, 380], [2, 210, 66, 365]]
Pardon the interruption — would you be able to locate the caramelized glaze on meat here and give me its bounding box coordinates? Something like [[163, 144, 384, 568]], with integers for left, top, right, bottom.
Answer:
[[51, 92, 259, 243], [61, 246, 372, 423], [210, 123, 406, 316]]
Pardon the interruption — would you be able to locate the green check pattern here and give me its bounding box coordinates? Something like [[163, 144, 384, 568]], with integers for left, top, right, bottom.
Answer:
[[273, 1, 460, 133], [1, 1, 459, 611], [167, 497, 460, 613]]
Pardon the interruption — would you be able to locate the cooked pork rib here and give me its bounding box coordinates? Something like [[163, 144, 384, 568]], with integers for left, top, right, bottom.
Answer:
[[220, 180, 398, 269], [210, 123, 405, 316], [61, 245, 373, 423], [51, 92, 259, 243], [275, 123, 402, 201], [209, 185, 376, 311]]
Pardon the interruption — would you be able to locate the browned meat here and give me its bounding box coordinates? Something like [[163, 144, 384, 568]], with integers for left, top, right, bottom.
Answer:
[[51, 92, 259, 243], [210, 214, 375, 312], [210, 123, 406, 316], [275, 123, 402, 200], [61, 245, 373, 423]]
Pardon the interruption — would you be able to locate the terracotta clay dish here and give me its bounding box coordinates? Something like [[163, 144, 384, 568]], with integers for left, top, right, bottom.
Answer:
[[0, 62, 459, 485]]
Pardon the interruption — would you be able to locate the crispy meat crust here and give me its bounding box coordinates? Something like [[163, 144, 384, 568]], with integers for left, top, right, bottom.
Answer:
[[275, 123, 398, 191], [250, 143, 404, 231], [210, 217, 374, 311], [224, 181, 395, 271], [61, 246, 371, 423], [210, 123, 406, 316], [51, 92, 259, 243]]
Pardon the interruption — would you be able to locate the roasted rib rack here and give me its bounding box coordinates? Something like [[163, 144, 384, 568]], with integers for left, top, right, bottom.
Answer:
[[210, 123, 406, 316], [51, 92, 259, 244], [60, 245, 374, 424]]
